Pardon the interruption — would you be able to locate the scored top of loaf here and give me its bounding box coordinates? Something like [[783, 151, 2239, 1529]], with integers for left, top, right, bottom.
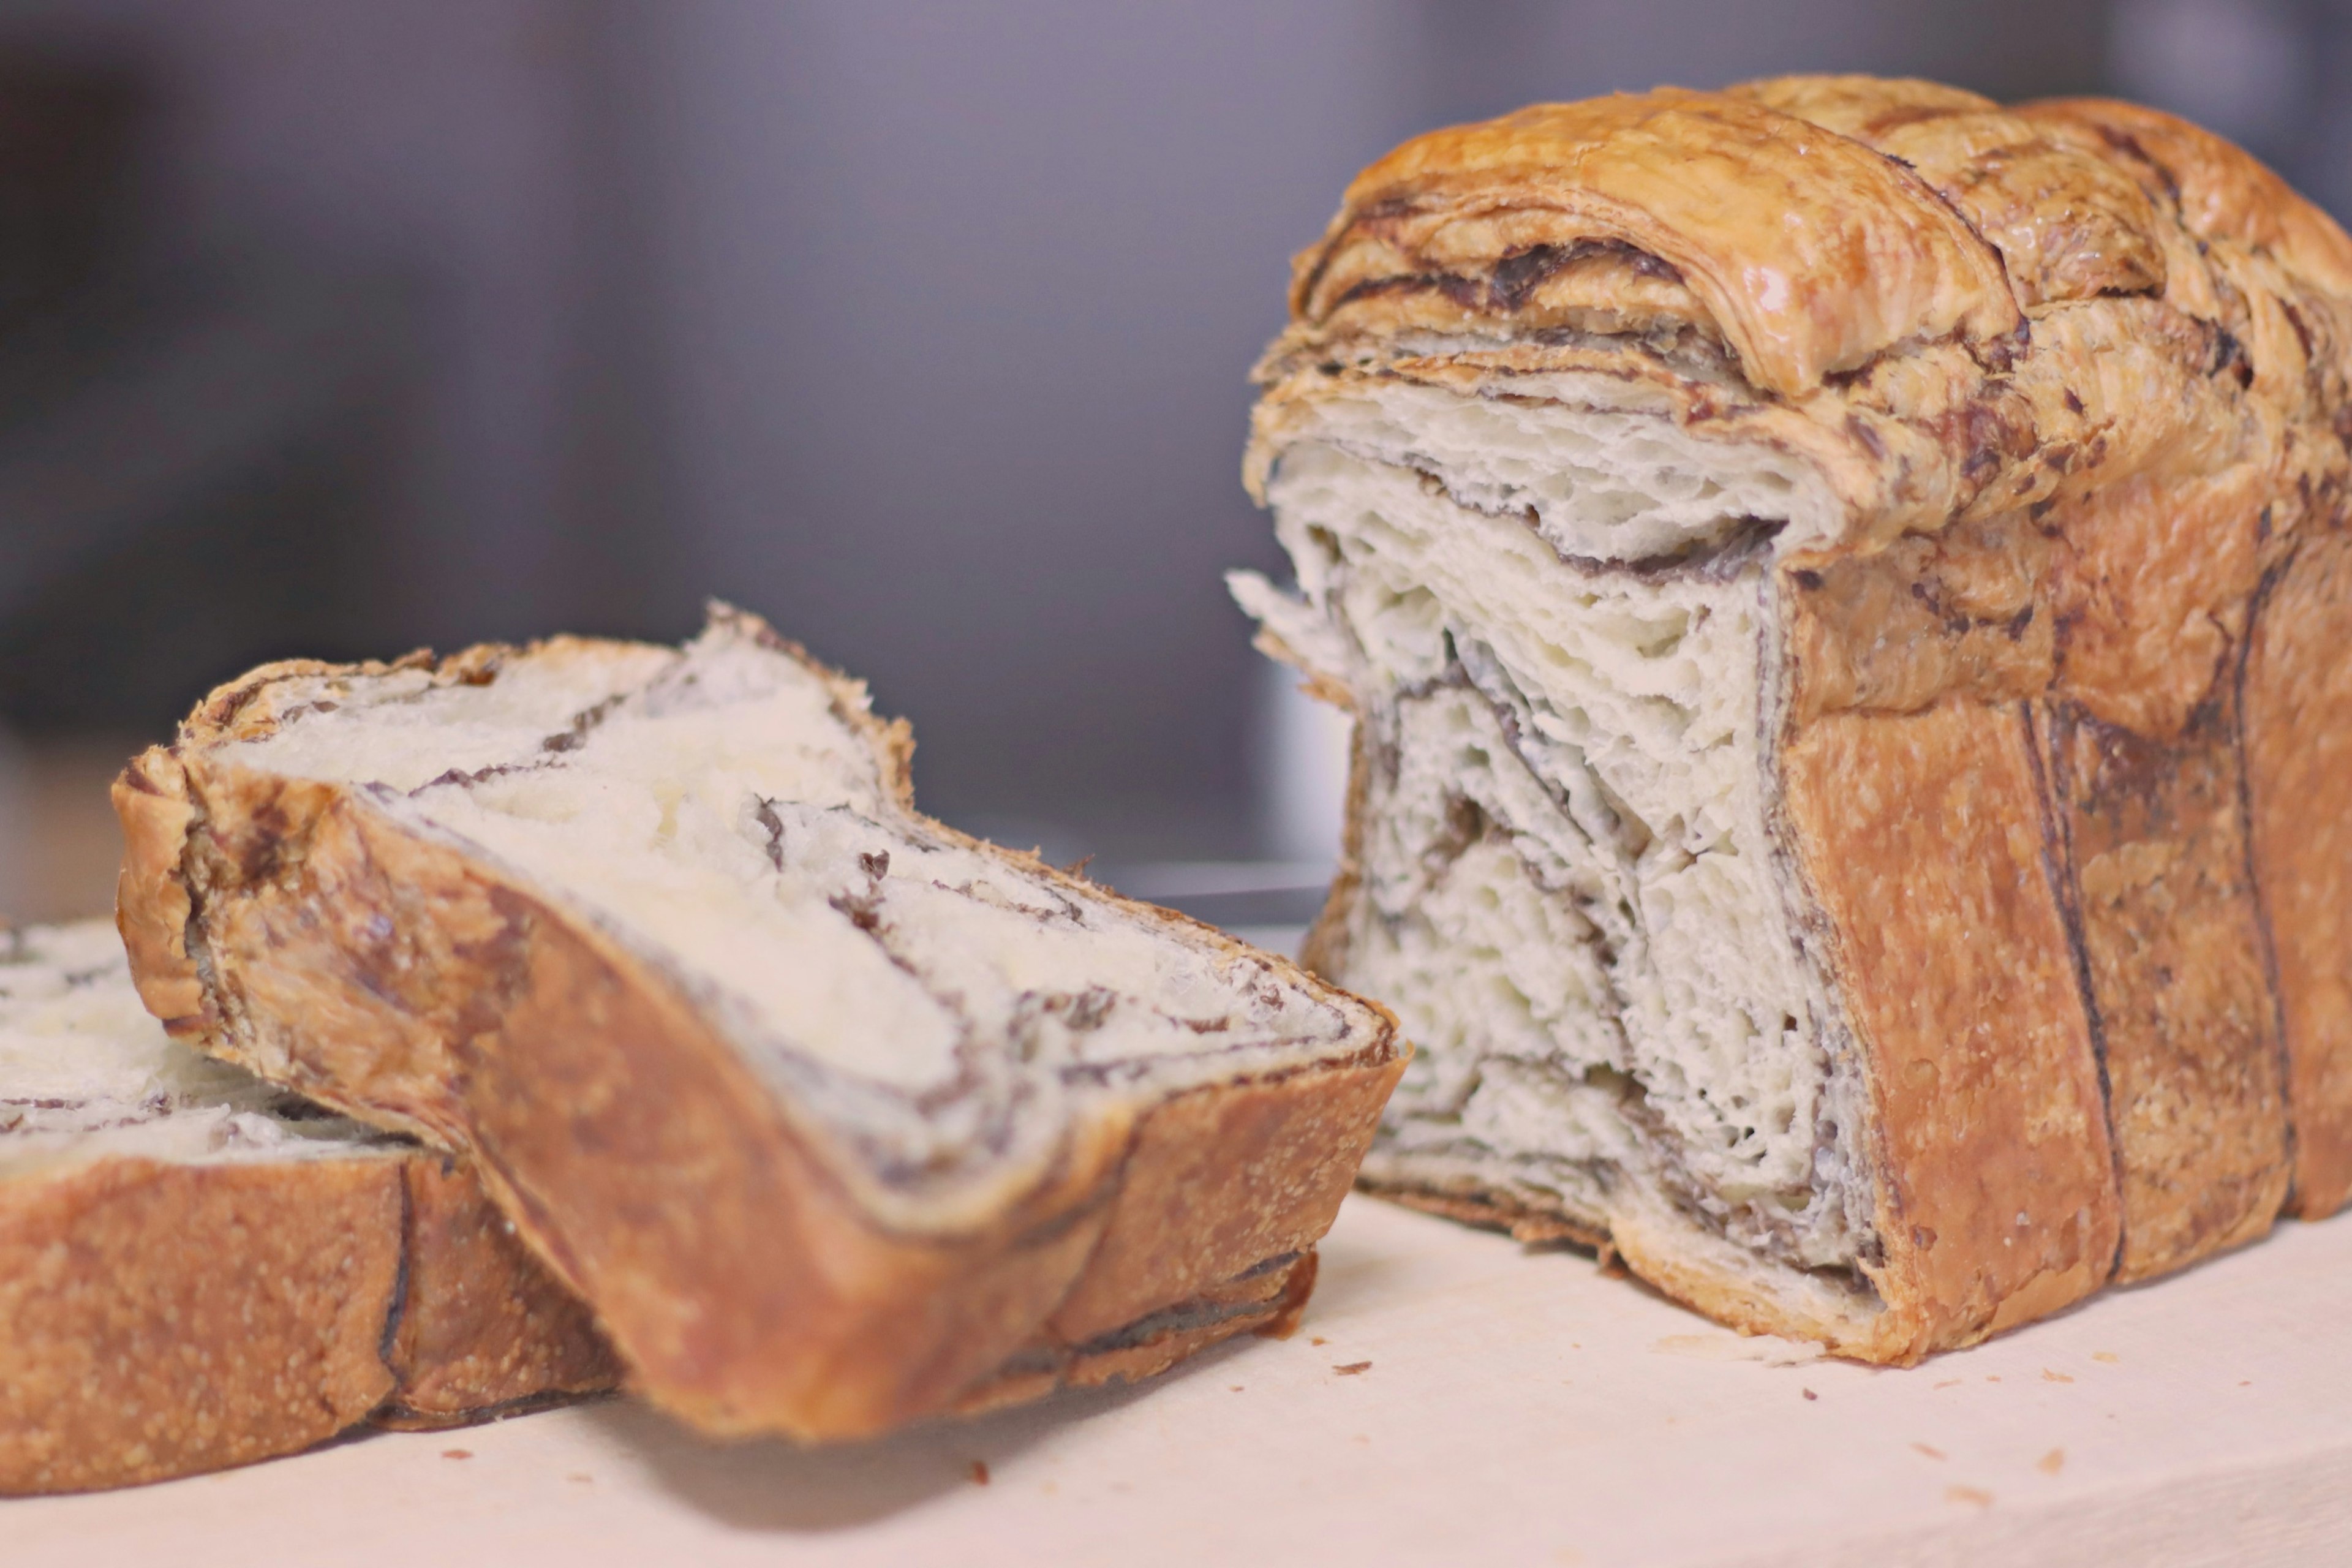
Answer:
[[1256, 75, 2352, 555]]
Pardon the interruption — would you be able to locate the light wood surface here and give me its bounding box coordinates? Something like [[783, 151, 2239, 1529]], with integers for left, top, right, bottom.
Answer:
[[13, 1193, 2351, 1566]]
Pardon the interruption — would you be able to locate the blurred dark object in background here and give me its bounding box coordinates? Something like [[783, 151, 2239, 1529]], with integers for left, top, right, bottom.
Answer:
[[0, 55, 143, 336], [4, 0, 2349, 923], [0, 270, 418, 729]]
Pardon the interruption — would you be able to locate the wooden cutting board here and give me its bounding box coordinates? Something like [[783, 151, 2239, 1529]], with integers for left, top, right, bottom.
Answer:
[[15, 1193, 2351, 1566]]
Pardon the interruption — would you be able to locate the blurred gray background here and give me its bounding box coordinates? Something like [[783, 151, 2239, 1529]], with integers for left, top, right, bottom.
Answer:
[[1, 0, 2346, 916]]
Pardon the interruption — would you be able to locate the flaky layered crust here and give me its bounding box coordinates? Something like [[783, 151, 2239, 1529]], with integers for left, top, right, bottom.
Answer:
[[114, 630, 1405, 1440], [1258, 77, 2352, 1359], [0, 1148, 617, 1494]]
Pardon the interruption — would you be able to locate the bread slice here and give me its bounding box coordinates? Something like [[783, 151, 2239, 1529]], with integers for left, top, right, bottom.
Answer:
[[1232, 77, 2352, 1361], [113, 607, 1404, 1439], [0, 919, 615, 1494]]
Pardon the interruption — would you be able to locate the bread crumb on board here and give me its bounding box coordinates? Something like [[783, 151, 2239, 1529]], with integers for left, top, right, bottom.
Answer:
[[2042, 1368, 2074, 1384], [1912, 1443, 1947, 1461], [2038, 1449, 2065, 1476], [1947, 1486, 1994, 1509], [440, 1450, 472, 1461], [1333, 1361, 1373, 1376]]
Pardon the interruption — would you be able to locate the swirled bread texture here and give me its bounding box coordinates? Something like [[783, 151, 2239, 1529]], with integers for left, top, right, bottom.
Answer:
[[1234, 77, 2352, 1361], [115, 608, 1404, 1438]]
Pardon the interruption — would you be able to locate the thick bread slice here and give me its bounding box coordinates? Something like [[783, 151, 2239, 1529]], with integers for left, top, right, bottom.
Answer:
[[1234, 77, 2352, 1361], [114, 608, 1404, 1440], [0, 921, 615, 1495]]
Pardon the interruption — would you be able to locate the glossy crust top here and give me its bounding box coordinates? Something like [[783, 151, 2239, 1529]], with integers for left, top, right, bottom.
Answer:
[[1297, 86, 2024, 397], [1261, 75, 2352, 555]]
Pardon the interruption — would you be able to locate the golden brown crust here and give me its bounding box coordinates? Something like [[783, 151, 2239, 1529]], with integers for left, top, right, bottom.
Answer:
[[2021, 99, 2352, 300], [1782, 508, 2056, 724], [1259, 74, 2352, 1361], [1259, 78, 2352, 554], [1782, 699, 2120, 1358], [0, 1142, 619, 1493], [2044, 466, 2277, 742], [1044, 1066, 1398, 1342], [1784, 440, 2295, 1287], [115, 625, 1405, 1442], [111, 762, 203, 1026], [0, 1156, 402, 1495], [375, 1155, 621, 1427], [2038, 695, 2291, 1280], [1730, 77, 2168, 309], [2244, 527, 2352, 1217], [1297, 89, 2021, 398], [953, 1249, 1321, 1418]]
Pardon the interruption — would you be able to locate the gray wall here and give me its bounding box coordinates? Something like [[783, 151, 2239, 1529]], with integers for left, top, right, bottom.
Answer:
[[600, 2, 1425, 852]]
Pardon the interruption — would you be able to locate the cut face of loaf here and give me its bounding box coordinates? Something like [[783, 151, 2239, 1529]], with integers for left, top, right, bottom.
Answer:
[[1240, 433, 1862, 1278], [1235, 77, 2352, 1362], [0, 921, 616, 1495], [115, 608, 1404, 1439]]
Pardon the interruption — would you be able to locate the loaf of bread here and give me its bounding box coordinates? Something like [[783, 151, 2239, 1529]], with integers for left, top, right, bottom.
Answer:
[[113, 607, 1404, 1439], [1232, 76, 2352, 1360], [0, 919, 615, 1494]]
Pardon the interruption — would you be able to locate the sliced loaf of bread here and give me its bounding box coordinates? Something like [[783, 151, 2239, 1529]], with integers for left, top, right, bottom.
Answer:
[[115, 608, 1405, 1439], [0, 919, 615, 1494], [1235, 78, 2352, 1360]]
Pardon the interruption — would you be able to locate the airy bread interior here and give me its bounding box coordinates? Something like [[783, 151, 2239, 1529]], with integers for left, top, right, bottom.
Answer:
[[1235, 383, 1875, 1283], [208, 611, 1382, 1228], [1, 920, 386, 1180]]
